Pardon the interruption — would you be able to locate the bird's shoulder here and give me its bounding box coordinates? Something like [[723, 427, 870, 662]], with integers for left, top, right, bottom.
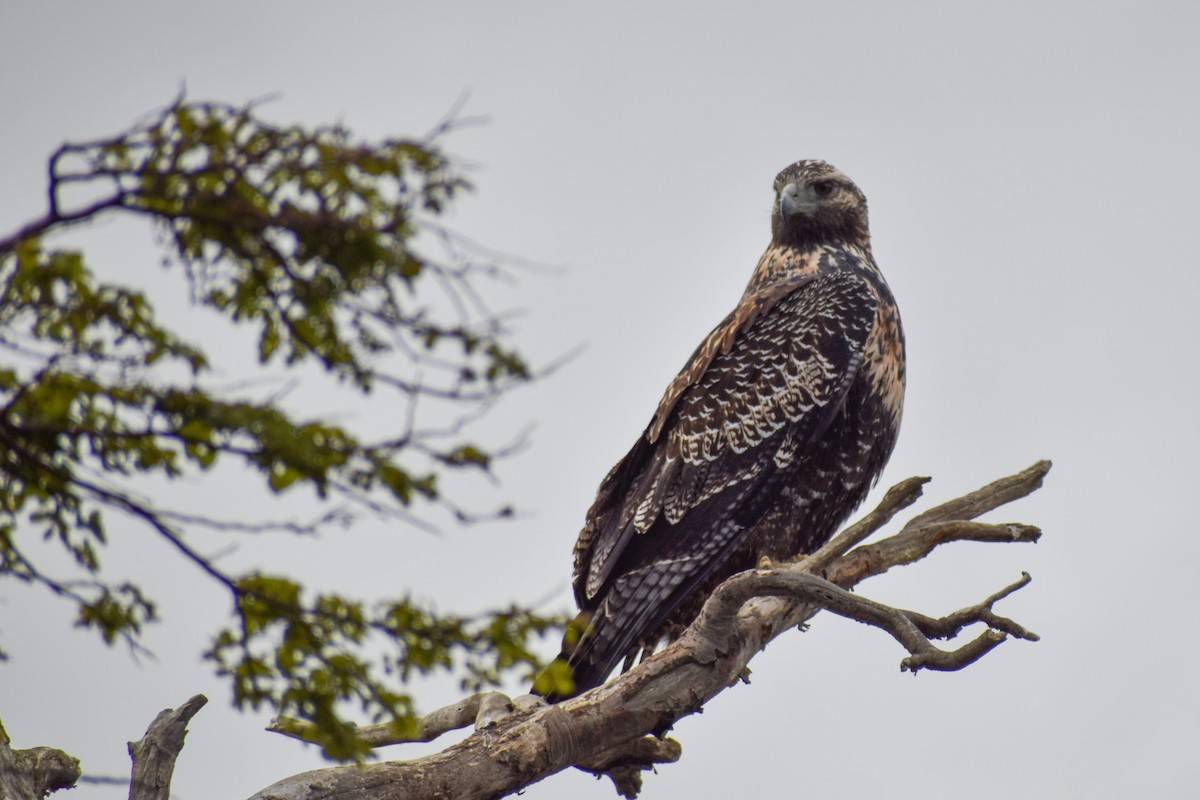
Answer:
[[574, 247, 883, 602]]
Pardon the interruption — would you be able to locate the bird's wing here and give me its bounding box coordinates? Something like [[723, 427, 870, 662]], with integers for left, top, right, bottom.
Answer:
[[576, 268, 879, 606], [571, 275, 815, 605]]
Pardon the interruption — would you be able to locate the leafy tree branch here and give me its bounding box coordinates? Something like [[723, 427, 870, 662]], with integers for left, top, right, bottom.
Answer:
[[0, 96, 562, 757]]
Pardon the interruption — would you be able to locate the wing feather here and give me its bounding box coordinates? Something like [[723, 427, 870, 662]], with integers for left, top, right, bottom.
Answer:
[[570, 268, 880, 676]]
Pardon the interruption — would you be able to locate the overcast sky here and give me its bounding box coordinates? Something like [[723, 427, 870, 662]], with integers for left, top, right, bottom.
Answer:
[[2, 2, 1198, 799]]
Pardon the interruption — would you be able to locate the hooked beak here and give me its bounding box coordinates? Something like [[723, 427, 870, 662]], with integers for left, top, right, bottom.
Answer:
[[779, 182, 818, 217]]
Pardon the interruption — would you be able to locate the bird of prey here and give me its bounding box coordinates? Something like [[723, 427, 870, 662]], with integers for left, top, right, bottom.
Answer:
[[540, 160, 905, 700]]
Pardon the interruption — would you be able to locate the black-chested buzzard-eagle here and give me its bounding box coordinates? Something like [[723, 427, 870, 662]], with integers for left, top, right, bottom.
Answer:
[[538, 160, 905, 700]]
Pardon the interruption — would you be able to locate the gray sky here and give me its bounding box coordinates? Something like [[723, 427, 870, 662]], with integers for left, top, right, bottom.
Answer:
[[2, 2, 1197, 798]]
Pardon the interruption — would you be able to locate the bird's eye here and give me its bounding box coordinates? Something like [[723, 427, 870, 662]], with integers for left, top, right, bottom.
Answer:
[[812, 180, 835, 198]]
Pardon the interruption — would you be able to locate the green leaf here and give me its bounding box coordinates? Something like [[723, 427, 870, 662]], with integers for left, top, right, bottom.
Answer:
[[530, 659, 575, 699], [442, 445, 490, 469], [268, 463, 304, 492]]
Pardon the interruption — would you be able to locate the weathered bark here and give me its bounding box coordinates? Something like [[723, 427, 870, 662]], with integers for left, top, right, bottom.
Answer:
[[267, 692, 519, 748], [0, 718, 81, 799], [0, 695, 208, 800], [128, 695, 208, 800], [253, 461, 1050, 800]]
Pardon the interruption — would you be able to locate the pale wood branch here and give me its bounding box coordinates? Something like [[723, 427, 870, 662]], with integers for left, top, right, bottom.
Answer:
[[692, 567, 1036, 675], [127, 694, 208, 800], [903, 459, 1050, 529], [902, 571, 1040, 643], [250, 460, 1051, 800], [577, 737, 683, 799], [268, 691, 515, 748], [0, 717, 82, 799]]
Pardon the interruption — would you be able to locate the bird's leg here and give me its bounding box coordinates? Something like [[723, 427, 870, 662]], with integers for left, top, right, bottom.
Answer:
[[758, 551, 811, 570]]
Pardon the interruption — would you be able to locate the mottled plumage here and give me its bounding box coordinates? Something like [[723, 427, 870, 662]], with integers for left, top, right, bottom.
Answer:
[[544, 160, 905, 699]]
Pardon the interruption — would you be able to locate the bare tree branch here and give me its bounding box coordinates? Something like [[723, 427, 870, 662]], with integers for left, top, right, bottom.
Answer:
[[904, 459, 1051, 528], [0, 718, 82, 799], [0, 463, 1049, 800], [251, 461, 1050, 800], [267, 692, 516, 748], [901, 572, 1040, 644], [127, 694, 208, 800], [576, 737, 683, 799]]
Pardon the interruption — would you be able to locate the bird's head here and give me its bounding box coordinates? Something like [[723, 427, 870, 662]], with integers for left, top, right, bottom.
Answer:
[[771, 160, 869, 248]]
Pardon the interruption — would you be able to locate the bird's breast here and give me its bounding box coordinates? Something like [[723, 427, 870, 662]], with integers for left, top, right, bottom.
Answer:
[[861, 294, 906, 427]]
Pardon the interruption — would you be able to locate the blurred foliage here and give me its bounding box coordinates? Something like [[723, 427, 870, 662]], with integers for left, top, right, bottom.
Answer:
[[0, 97, 564, 759]]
